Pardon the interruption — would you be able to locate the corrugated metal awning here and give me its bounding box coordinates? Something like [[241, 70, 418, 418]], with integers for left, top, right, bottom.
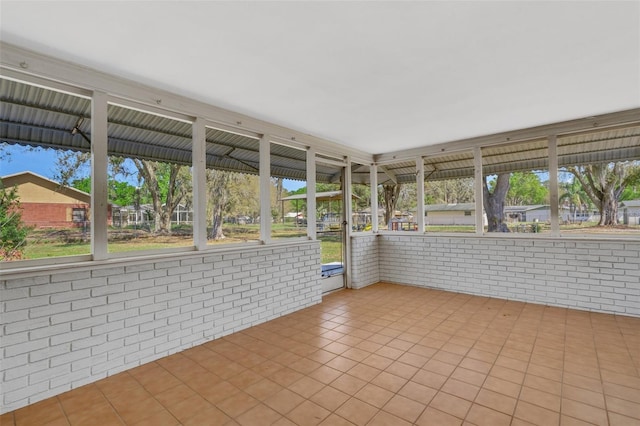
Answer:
[[0, 77, 341, 183], [2, 77, 639, 185]]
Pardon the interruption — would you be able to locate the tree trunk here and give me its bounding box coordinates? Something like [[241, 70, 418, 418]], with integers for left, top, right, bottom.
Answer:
[[208, 170, 230, 240], [483, 174, 510, 232], [211, 202, 225, 240], [382, 184, 401, 229], [133, 160, 185, 235], [276, 178, 284, 224], [600, 188, 618, 226]]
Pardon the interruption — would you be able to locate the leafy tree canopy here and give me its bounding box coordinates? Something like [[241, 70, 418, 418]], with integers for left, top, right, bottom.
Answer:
[[506, 172, 549, 205]]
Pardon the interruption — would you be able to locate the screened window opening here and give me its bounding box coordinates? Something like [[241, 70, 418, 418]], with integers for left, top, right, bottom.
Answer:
[[482, 140, 550, 234], [0, 78, 92, 261], [424, 152, 476, 233], [105, 103, 194, 254], [205, 126, 261, 245], [271, 142, 308, 240]]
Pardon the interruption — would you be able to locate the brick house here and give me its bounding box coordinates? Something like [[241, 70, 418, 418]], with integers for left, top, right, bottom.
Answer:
[[0, 171, 112, 228]]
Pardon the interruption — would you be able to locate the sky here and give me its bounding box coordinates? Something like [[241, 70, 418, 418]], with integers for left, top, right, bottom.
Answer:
[[0, 144, 306, 191], [1, 146, 62, 179]]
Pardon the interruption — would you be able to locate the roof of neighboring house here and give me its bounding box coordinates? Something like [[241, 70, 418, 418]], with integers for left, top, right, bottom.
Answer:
[[621, 200, 640, 208], [423, 204, 569, 213], [1, 171, 91, 204], [504, 205, 549, 212], [424, 203, 475, 212], [280, 190, 360, 202]]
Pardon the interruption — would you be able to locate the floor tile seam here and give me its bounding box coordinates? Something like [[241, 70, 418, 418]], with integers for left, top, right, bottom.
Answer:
[[141, 361, 214, 424], [508, 320, 557, 423], [13, 398, 67, 426], [83, 378, 133, 426], [391, 397, 429, 424]]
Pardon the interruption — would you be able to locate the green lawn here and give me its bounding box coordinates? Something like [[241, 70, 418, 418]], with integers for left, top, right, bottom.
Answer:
[[17, 224, 345, 263], [317, 234, 342, 264]]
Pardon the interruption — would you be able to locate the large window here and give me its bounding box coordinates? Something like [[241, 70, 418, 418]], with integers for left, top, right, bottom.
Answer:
[[0, 78, 93, 262], [205, 126, 260, 245], [106, 103, 193, 254], [378, 161, 418, 231], [351, 163, 372, 232], [558, 126, 640, 236], [271, 142, 307, 240], [424, 152, 476, 233], [0, 145, 94, 261], [482, 140, 550, 234]]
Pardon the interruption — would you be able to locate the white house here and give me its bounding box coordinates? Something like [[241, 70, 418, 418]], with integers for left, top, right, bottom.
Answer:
[[621, 199, 640, 225]]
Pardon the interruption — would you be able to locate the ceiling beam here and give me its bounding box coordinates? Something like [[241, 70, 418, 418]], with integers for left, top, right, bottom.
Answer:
[[379, 166, 397, 184]]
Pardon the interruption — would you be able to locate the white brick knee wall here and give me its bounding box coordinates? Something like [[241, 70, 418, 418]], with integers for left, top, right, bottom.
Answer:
[[376, 235, 640, 317], [350, 234, 380, 289], [0, 241, 321, 413]]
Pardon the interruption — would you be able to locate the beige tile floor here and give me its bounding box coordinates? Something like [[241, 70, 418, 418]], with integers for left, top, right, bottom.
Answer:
[[2, 282, 640, 426]]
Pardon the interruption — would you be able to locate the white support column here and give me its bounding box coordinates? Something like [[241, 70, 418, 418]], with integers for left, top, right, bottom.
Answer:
[[192, 118, 207, 249], [306, 147, 317, 239], [548, 135, 560, 236], [259, 135, 271, 243], [91, 91, 108, 260], [416, 157, 425, 233], [343, 157, 353, 288], [474, 146, 484, 236], [370, 164, 378, 232]]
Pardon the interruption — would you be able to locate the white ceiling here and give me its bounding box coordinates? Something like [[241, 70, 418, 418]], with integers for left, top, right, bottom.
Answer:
[[1, 1, 639, 154]]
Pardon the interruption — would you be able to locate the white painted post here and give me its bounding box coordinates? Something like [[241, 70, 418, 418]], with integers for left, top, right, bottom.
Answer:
[[259, 135, 271, 243], [192, 118, 207, 249], [91, 91, 108, 260], [306, 147, 316, 240], [344, 157, 353, 288], [548, 135, 560, 236], [474, 146, 484, 235], [370, 164, 378, 232], [416, 157, 425, 233]]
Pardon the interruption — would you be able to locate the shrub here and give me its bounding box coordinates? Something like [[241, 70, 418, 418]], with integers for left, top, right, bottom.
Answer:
[[1, 182, 30, 261]]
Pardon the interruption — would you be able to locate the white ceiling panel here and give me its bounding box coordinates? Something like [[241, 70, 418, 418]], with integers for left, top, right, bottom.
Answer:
[[1, 1, 638, 154]]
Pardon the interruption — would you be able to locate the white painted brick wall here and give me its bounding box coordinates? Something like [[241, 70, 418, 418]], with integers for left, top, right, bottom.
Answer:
[[376, 235, 640, 317], [0, 241, 321, 413], [350, 234, 380, 289]]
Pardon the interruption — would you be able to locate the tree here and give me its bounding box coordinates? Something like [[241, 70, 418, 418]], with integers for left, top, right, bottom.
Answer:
[[207, 169, 231, 240], [71, 177, 92, 194], [425, 178, 474, 204], [54, 151, 91, 187], [559, 177, 593, 223], [483, 174, 510, 232], [132, 159, 190, 234], [352, 183, 371, 212], [507, 172, 548, 205], [567, 162, 640, 226], [0, 182, 30, 260], [108, 180, 138, 207], [271, 178, 285, 223], [206, 170, 259, 240], [381, 183, 401, 227]]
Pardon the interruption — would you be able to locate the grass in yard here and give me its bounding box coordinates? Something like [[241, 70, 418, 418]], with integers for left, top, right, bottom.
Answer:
[[24, 242, 90, 259], [425, 225, 476, 233], [318, 234, 342, 264], [16, 223, 346, 262]]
